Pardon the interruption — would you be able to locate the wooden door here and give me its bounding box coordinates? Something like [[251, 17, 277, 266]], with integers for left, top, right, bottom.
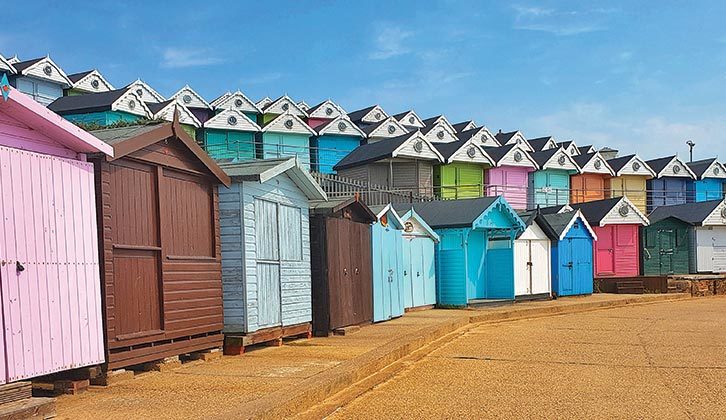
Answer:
[[573, 238, 594, 294], [254, 198, 281, 328], [570, 175, 586, 204], [559, 239, 575, 295], [614, 225, 639, 276], [514, 240, 531, 296], [530, 240, 550, 294], [595, 226, 615, 276], [658, 229, 675, 275], [109, 161, 163, 340], [352, 221, 373, 323]]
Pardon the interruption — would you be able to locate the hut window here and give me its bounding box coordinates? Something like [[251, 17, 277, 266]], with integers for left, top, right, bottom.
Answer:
[[255, 199, 280, 261], [279, 205, 303, 261]]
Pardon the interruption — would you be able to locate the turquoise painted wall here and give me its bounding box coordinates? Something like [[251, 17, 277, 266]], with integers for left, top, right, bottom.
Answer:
[[311, 135, 362, 174], [63, 111, 141, 126], [203, 128, 256, 161], [688, 179, 724, 202], [261, 133, 311, 168], [435, 229, 470, 306], [371, 216, 405, 322], [529, 169, 571, 208]]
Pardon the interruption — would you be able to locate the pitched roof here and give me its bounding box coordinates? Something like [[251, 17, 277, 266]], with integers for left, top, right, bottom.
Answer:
[[567, 197, 650, 226], [648, 200, 723, 225], [527, 136, 556, 152], [218, 157, 327, 200], [578, 145, 595, 154], [333, 131, 442, 170], [495, 130, 517, 143], [314, 116, 366, 137], [393, 197, 500, 228], [309, 196, 377, 222], [529, 148, 579, 170], [347, 105, 378, 122], [432, 140, 493, 164], [607, 154, 637, 173], [687, 158, 725, 179], [48, 88, 129, 113], [646, 155, 696, 178], [452, 121, 476, 132], [537, 210, 597, 241], [535, 204, 573, 215], [89, 122, 165, 145], [67, 70, 94, 84], [11, 57, 44, 73], [572, 152, 614, 175]]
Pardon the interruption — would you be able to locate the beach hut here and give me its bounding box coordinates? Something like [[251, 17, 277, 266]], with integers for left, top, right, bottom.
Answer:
[[557, 140, 580, 156], [513, 211, 552, 300], [393, 110, 425, 130], [433, 140, 494, 199], [357, 116, 409, 143], [569, 197, 649, 278], [170, 85, 214, 124], [646, 200, 726, 274], [528, 147, 580, 208], [370, 205, 406, 322], [537, 210, 597, 296], [645, 155, 696, 213], [495, 130, 533, 152], [306, 99, 345, 129], [200, 108, 261, 161], [146, 100, 201, 138], [484, 144, 538, 210], [456, 125, 500, 148], [209, 90, 261, 123], [309, 197, 377, 336], [259, 95, 307, 126], [88, 116, 231, 369], [348, 104, 389, 126], [570, 152, 615, 203], [687, 158, 726, 202], [48, 87, 152, 126], [126, 79, 165, 103], [217, 158, 327, 352], [0, 54, 15, 76], [605, 154, 655, 214], [527, 136, 558, 153], [259, 111, 316, 167], [256, 96, 273, 110], [421, 115, 458, 144], [395, 197, 526, 306], [398, 208, 439, 309], [452, 120, 477, 132], [334, 131, 444, 197], [66, 69, 114, 95], [8, 56, 72, 105], [310, 116, 365, 174], [0, 87, 112, 384]]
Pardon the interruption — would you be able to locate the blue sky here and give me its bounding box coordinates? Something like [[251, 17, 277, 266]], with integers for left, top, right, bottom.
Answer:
[[3, 1, 725, 159]]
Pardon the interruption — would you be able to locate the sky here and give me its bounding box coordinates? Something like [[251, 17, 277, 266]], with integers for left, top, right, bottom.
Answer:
[[2, 0, 726, 160]]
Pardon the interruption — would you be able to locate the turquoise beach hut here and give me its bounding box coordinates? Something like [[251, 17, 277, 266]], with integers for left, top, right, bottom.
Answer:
[[528, 147, 580, 208], [310, 116, 366, 174], [398, 208, 440, 309], [369, 204, 406, 322], [259, 111, 316, 167], [201, 108, 261, 160], [396, 197, 526, 306]]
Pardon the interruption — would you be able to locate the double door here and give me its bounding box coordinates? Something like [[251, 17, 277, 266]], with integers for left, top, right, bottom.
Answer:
[[403, 238, 436, 308], [514, 239, 550, 297], [559, 238, 594, 295]]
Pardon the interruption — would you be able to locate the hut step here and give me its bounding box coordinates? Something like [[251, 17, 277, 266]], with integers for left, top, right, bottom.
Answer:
[[0, 397, 56, 420], [224, 323, 312, 355], [0, 382, 32, 405]]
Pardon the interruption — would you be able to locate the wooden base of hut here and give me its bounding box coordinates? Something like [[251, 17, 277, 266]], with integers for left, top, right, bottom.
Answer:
[[106, 332, 224, 370], [0, 382, 55, 419], [223, 323, 312, 355], [404, 304, 436, 313]]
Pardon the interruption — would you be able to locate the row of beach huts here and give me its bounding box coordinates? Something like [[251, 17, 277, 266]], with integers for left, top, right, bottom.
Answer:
[[0, 53, 725, 399]]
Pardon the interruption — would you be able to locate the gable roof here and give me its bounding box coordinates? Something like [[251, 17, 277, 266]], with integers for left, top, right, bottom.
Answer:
[[457, 126, 500, 147], [0, 85, 113, 156], [307, 99, 345, 119], [452, 121, 477, 132], [569, 196, 649, 226], [146, 100, 202, 128], [204, 108, 261, 132], [171, 85, 211, 109], [556, 140, 579, 155], [529, 147, 580, 172], [399, 208, 440, 242], [495, 130, 532, 151], [393, 196, 525, 230], [263, 95, 307, 117], [210, 92, 231, 108], [578, 145, 595, 154], [90, 115, 230, 186], [348, 105, 388, 124], [297, 101, 310, 111], [393, 110, 425, 128], [48, 87, 152, 118], [648, 200, 725, 226], [67, 69, 114, 93], [125, 79, 165, 103], [314, 116, 366, 137], [573, 152, 615, 175], [422, 115, 456, 132], [687, 158, 726, 180], [484, 144, 538, 168], [0, 54, 17, 74], [646, 155, 696, 178], [309, 196, 377, 223], [333, 131, 443, 170], [261, 111, 316, 135], [607, 154, 656, 177], [218, 157, 327, 200], [210, 90, 260, 114], [256, 97, 273, 109], [12, 56, 72, 87], [537, 210, 597, 241], [357, 116, 409, 139], [369, 203, 405, 229], [433, 140, 494, 165], [536, 204, 574, 215], [527, 136, 558, 152]]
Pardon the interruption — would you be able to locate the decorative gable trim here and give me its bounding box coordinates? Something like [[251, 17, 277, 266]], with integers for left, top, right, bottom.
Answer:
[[396, 110, 425, 128], [559, 210, 598, 240], [17, 56, 72, 88], [316, 116, 366, 137], [171, 85, 211, 109], [497, 145, 538, 168], [72, 70, 114, 93], [473, 196, 527, 231], [263, 95, 307, 117], [615, 155, 656, 177], [110, 90, 152, 118], [656, 156, 696, 179], [0, 54, 17, 74], [367, 117, 409, 139], [400, 208, 440, 242], [698, 160, 726, 180], [392, 132, 444, 162], [152, 102, 202, 128], [373, 204, 405, 229], [127, 79, 165, 103], [204, 108, 261, 132], [447, 141, 494, 165], [579, 152, 615, 175], [703, 200, 726, 226], [358, 105, 388, 124], [307, 99, 345, 119], [262, 111, 316, 135], [540, 148, 580, 172], [600, 196, 649, 227], [211, 90, 260, 114]]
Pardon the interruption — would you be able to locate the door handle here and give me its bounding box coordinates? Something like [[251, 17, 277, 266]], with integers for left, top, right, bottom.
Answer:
[[354, 268, 359, 275], [16, 261, 25, 273], [343, 268, 348, 276]]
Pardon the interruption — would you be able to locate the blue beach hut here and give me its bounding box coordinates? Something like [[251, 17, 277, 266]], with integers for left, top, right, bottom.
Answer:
[[536, 209, 597, 297], [645, 155, 696, 212], [310, 116, 366, 174], [686, 158, 726, 202], [398, 208, 440, 309], [395, 197, 526, 307], [369, 204, 406, 322]]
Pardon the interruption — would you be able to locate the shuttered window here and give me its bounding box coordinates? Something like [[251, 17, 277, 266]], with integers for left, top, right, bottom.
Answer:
[[279, 205, 302, 261]]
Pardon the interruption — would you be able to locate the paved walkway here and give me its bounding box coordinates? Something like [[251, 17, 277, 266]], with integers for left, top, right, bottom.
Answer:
[[54, 294, 686, 419], [321, 297, 726, 419]]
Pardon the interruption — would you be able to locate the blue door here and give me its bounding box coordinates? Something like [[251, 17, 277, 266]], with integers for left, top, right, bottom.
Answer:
[[559, 239, 575, 295], [403, 239, 413, 308], [410, 240, 426, 307], [467, 231, 487, 299], [373, 224, 404, 321], [422, 240, 437, 306], [485, 238, 515, 299], [573, 237, 594, 295]]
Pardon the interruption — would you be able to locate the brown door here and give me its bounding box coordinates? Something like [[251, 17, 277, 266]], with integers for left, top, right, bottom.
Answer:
[[109, 161, 163, 340], [327, 218, 352, 329], [352, 222, 373, 323]]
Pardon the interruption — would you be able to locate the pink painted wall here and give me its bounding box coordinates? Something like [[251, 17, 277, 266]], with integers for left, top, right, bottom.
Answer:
[[486, 166, 531, 210], [593, 225, 640, 278], [0, 133, 105, 382]]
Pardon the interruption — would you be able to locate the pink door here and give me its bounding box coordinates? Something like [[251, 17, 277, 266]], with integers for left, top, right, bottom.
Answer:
[[487, 167, 529, 209], [0, 146, 105, 383], [613, 225, 639, 277], [594, 226, 615, 277]]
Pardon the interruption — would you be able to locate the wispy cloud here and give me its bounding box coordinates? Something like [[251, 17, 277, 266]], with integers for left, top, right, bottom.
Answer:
[[161, 47, 224, 68], [512, 5, 617, 36], [369, 25, 414, 60]]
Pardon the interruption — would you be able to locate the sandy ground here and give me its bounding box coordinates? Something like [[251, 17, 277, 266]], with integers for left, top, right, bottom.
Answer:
[[327, 298, 726, 420]]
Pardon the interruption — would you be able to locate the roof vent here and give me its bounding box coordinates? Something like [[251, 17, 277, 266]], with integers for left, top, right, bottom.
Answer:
[[513, 151, 523, 162], [467, 146, 477, 158], [91, 79, 100, 89], [182, 94, 192, 104], [43, 65, 52, 76], [325, 107, 334, 116], [228, 115, 238, 126], [284, 119, 294, 129], [387, 125, 396, 134], [632, 161, 641, 172], [337, 121, 347, 131], [618, 205, 630, 217], [673, 165, 681, 174], [413, 140, 423, 153], [234, 98, 244, 108], [281, 102, 289, 111]]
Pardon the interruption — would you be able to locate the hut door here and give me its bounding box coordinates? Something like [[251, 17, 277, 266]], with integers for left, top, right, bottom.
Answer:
[[595, 227, 615, 276], [560, 239, 575, 295], [711, 228, 726, 272], [658, 229, 675, 275], [255, 199, 282, 328]]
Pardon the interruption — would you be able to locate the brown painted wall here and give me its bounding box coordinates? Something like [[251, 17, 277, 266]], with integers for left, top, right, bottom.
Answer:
[[94, 137, 223, 369]]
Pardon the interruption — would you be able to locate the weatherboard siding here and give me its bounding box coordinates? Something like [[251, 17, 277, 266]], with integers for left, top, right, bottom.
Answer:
[[261, 133, 311, 168], [608, 175, 648, 214], [63, 111, 142, 127], [311, 135, 362, 174], [435, 163, 484, 199], [486, 166, 530, 210], [203, 129, 256, 161]]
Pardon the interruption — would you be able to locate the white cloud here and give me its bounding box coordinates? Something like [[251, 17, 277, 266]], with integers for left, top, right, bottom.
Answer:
[[161, 47, 224, 68], [512, 5, 616, 36], [369, 26, 414, 60]]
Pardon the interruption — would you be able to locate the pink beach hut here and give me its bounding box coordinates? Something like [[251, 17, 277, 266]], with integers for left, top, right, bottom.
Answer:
[[0, 86, 112, 383]]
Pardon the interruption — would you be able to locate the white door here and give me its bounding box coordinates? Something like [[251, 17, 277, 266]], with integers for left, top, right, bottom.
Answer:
[[530, 240, 551, 295], [514, 240, 531, 296], [711, 227, 726, 273]]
